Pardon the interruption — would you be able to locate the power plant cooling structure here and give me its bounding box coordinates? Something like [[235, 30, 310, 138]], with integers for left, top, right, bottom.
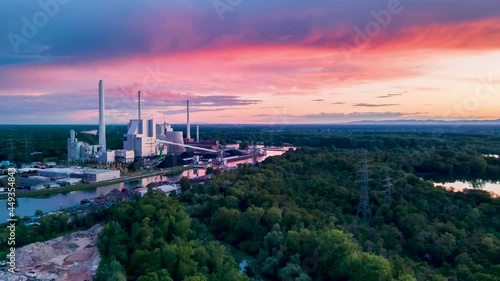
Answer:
[[98, 80, 106, 152]]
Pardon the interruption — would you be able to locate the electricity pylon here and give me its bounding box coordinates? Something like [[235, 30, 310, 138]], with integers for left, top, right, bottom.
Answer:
[[357, 150, 371, 221]]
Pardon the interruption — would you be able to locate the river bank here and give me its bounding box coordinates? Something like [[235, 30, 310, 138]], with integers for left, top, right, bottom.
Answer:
[[0, 149, 290, 221], [0, 166, 189, 200]]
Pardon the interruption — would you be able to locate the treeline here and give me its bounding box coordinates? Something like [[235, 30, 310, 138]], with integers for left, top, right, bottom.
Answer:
[[179, 147, 500, 280], [2, 124, 500, 176], [0, 125, 126, 163], [227, 131, 500, 180]]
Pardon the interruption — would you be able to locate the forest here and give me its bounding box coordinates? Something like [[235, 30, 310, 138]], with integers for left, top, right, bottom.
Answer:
[[1, 127, 500, 280], [177, 147, 500, 280], [2, 124, 500, 167]]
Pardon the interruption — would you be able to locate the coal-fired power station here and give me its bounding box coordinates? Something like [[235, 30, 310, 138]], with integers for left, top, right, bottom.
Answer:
[[186, 100, 191, 140], [67, 81, 220, 166], [98, 80, 106, 152]]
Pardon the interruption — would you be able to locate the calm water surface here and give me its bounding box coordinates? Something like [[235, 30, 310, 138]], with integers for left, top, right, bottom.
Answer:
[[0, 148, 289, 222], [433, 180, 500, 197]]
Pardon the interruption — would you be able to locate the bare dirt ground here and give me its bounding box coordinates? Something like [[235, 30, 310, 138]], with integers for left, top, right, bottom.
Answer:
[[15, 224, 102, 281]]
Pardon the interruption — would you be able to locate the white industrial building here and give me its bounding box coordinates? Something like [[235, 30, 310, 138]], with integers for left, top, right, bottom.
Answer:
[[156, 123, 185, 155], [67, 80, 111, 163], [67, 129, 101, 162], [96, 151, 115, 164], [81, 169, 120, 183], [16, 177, 59, 190], [38, 168, 74, 178], [115, 150, 135, 163], [123, 119, 158, 157], [123, 91, 158, 158], [66, 83, 194, 166], [38, 167, 120, 183], [28, 175, 49, 180]]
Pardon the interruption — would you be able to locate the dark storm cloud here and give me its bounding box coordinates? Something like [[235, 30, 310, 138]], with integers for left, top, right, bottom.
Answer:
[[2, 0, 500, 65]]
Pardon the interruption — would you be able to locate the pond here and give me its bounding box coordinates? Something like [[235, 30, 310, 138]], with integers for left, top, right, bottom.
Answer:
[[433, 180, 500, 197]]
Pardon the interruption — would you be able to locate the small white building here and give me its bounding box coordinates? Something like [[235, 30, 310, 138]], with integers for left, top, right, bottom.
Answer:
[[115, 150, 135, 163], [156, 184, 180, 194], [47, 183, 60, 188], [81, 169, 120, 183], [38, 167, 120, 183], [97, 151, 115, 164]]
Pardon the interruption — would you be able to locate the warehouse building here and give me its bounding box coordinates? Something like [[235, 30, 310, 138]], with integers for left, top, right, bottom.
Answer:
[[38, 167, 120, 183], [16, 177, 59, 190], [80, 169, 120, 183], [115, 150, 135, 163], [38, 168, 74, 179]]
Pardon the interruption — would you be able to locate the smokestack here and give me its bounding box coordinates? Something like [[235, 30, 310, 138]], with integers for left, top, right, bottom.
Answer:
[[138, 91, 141, 121], [70, 130, 75, 143], [196, 125, 199, 142], [98, 80, 106, 151], [186, 100, 191, 139]]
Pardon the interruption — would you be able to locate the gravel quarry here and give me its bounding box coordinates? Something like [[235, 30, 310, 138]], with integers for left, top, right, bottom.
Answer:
[[14, 225, 102, 281]]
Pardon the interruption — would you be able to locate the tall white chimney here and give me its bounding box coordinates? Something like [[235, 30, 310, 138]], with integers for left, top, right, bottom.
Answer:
[[186, 100, 191, 139], [138, 91, 141, 120], [196, 125, 199, 142], [70, 130, 75, 143], [98, 80, 106, 151]]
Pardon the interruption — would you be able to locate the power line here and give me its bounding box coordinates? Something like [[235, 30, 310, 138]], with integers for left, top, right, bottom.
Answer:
[[392, 188, 500, 228]]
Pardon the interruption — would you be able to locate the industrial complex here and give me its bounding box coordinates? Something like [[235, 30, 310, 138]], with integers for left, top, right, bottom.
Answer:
[[2, 80, 266, 191], [66, 80, 265, 169]]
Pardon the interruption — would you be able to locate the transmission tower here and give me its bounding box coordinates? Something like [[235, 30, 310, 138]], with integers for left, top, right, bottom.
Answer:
[[252, 142, 258, 165], [384, 176, 393, 205], [357, 150, 372, 221]]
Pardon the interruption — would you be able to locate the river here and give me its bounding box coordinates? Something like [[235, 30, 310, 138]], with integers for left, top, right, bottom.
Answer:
[[0, 148, 289, 222]]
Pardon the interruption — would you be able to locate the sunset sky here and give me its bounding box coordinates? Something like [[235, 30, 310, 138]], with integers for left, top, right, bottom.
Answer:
[[1, 0, 500, 124]]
